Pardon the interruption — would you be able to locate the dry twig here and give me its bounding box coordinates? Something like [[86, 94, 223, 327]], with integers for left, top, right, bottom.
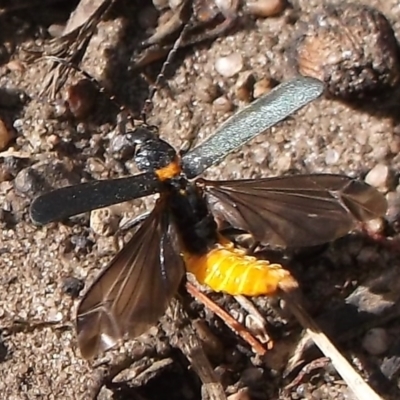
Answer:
[[279, 286, 384, 400]]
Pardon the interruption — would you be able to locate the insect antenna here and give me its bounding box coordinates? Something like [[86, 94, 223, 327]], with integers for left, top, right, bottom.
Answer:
[[140, 19, 193, 125], [42, 16, 193, 134]]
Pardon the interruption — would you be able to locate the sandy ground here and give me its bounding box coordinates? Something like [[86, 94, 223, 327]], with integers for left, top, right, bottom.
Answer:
[[1, 0, 400, 399]]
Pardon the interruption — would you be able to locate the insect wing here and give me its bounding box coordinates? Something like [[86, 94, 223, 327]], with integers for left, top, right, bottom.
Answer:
[[182, 77, 324, 179], [202, 174, 387, 247], [76, 200, 185, 359], [30, 172, 160, 225]]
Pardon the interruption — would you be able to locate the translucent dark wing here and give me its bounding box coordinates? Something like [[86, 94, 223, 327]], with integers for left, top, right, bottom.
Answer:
[[76, 199, 185, 359], [201, 174, 387, 247], [30, 172, 160, 225], [182, 77, 324, 179]]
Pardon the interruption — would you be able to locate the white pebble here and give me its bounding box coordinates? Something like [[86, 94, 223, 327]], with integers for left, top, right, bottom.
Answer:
[[215, 53, 243, 77], [325, 149, 340, 165], [365, 164, 389, 188]]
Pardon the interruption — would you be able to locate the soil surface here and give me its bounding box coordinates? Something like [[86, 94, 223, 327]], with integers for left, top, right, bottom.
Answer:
[[1, 1, 400, 399]]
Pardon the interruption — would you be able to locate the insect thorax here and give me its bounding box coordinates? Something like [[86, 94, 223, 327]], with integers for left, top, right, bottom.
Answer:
[[168, 180, 219, 255]]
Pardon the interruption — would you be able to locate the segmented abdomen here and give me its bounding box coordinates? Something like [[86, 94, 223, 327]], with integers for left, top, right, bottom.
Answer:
[[183, 238, 296, 296]]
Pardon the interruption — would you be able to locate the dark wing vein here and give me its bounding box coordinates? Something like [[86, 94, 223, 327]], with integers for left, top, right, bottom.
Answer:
[[76, 199, 185, 359], [202, 174, 387, 247]]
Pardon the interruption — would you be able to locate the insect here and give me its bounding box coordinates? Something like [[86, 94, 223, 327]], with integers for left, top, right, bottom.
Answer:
[[29, 76, 387, 359]]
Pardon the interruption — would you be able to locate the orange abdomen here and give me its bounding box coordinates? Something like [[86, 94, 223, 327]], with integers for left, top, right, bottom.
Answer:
[[183, 238, 296, 296]]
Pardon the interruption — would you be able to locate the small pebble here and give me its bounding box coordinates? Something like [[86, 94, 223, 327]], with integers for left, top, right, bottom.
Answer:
[[253, 78, 273, 98], [15, 160, 78, 196], [365, 164, 389, 188], [362, 327, 390, 355], [194, 0, 220, 23], [381, 355, 400, 380], [169, 0, 184, 11], [276, 153, 292, 171], [61, 276, 85, 298], [246, 0, 286, 18], [70, 235, 92, 252], [90, 207, 119, 236], [325, 148, 340, 165], [213, 96, 233, 113], [14, 168, 40, 195], [0, 119, 13, 151], [152, 0, 168, 10], [214, 0, 239, 17], [95, 236, 119, 256], [46, 132, 60, 146], [47, 23, 65, 37], [109, 134, 135, 159], [215, 53, 243, 77], [66, 79, 98, 119], [87, 157, 106, 174], [235, 71, 255, 102], [227, 388, 251, 400]]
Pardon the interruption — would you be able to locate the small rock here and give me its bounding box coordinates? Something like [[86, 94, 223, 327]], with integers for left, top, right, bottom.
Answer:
[[276, 153, 292, 171], [235, 71, 255, 102], [214, 0, 239, 17], [61, 276, 85, 298], [213, 96, 233, 113], [365, 164, 390, 188], [14, 168, 41, 195], [70, 235, 92, 252], [109, 134, 136, 159], [14, 160, 79, 197], [46, 134, 61, 149], [90, 207, 119, 236], [66, 79, 98, 119], [215, 53, 243, 77], [253, 78, 273, 98], [169, 0, 184, 11], [362, 328, 390, 355], [152, 0, 168, 10], [325, 148, 340, 165], [246, 0, 287, 18], [227, 388, 251, 400], [0, 119, 13, 151], [194, 0, 221, 23], [381, 353, 400, 380]]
